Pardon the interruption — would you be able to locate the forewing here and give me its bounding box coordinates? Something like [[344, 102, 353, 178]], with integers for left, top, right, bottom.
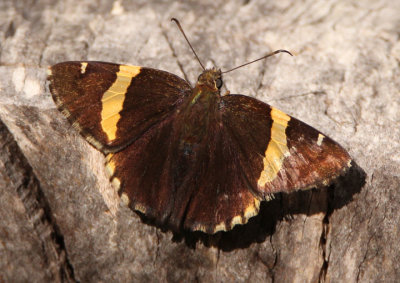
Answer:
[[48, 61, 191, 152], [221, 94, 352, 197]]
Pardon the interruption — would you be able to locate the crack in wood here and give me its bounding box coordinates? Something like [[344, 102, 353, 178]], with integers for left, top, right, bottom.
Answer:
[[0, 120, 76, 282]]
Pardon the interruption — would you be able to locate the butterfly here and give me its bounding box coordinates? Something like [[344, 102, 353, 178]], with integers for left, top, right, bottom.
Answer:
[[47, 19, 352, 234]]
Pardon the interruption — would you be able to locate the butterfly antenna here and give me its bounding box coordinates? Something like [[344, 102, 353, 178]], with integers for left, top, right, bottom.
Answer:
[[171, 18, 205, 71], [222, 49, 293, 74]]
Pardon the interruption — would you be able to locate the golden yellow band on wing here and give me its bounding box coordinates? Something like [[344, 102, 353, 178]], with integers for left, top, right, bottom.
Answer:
[[101, 65, 141, 141], [257, 107, 291, 187]]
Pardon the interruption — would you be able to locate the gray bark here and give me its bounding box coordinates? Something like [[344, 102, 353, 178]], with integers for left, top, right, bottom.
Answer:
[[1, 0, 399, 282]]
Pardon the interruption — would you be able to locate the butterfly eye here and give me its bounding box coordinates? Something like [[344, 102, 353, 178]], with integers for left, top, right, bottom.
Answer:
[[215, 78, 223, 89]]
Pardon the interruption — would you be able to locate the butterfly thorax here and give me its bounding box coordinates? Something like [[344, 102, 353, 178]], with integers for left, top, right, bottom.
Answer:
[[175, 68, 223, 162]]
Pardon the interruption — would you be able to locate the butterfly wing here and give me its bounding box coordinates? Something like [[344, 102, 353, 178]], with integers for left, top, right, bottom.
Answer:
[[106, 92, 351, 234], [106, 90, 262, 234], [48, 61, 191, 152], [221, 94, 352, 197], [174, 117, 263, 233], [167, 93, 351, 233], [49, 62, 351, 234]]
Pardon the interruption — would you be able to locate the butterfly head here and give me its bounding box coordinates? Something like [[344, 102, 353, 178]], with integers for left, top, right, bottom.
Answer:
[[196, 68, 223, 91]]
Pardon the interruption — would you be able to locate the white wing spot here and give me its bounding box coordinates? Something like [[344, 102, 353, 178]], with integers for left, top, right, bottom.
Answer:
[[317, 133, 325, 146], [120, 192, 130, 205], [80, 62, 88, 74]]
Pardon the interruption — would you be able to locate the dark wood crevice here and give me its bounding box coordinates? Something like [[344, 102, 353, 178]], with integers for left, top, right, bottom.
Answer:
[[0, 119, 76, 283]]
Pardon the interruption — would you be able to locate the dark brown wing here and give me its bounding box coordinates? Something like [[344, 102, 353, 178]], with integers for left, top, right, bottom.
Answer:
[[49, 62, 351, 234], [48, 61, 191, 152], [107, 102, 261, 234], [106, 92, 351, 234], [221, 94, 352, 197]]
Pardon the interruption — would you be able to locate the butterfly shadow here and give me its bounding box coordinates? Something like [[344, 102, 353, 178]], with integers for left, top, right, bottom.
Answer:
[[138, 161, 366, 251]]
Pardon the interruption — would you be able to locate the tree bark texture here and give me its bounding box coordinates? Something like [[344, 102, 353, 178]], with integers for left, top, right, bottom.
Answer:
[[0, 0, 399, 282]]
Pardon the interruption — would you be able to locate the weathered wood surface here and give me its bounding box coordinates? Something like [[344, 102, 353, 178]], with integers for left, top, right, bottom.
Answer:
[[0, 0, 399, 282]]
